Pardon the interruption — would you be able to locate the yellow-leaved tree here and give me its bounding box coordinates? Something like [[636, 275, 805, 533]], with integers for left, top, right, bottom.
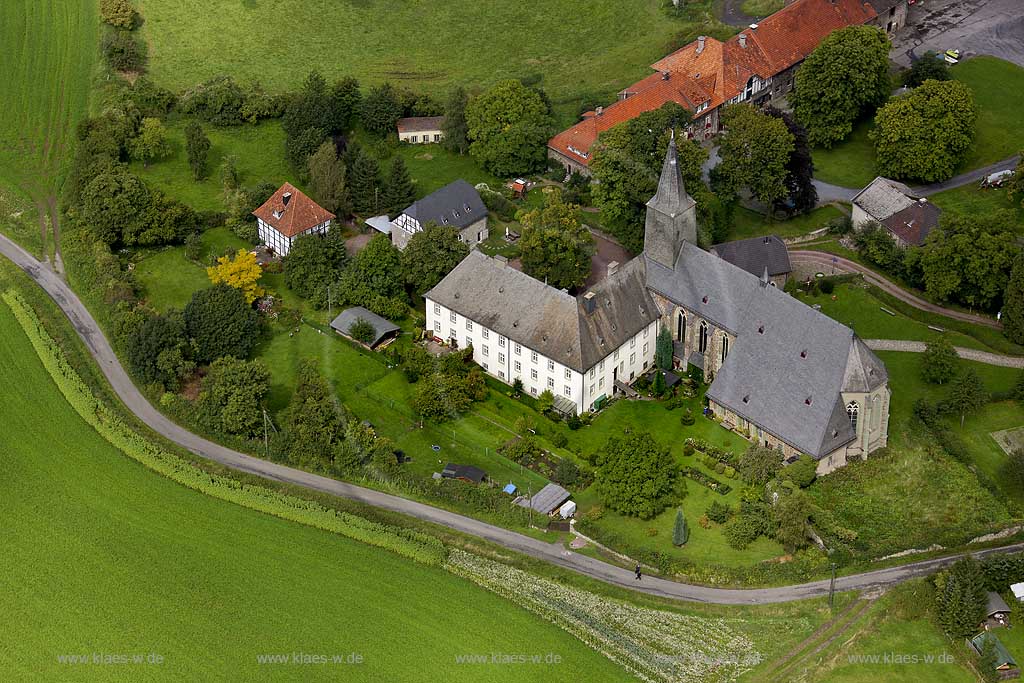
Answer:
[[207, 249, 265, 304]]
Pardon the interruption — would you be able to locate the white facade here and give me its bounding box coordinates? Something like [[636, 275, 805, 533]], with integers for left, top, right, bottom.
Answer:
[[257, 217, 331, 257], [399, 130, 444, 144], [426, 297, 657, 414], [391, 214, 488, 251]]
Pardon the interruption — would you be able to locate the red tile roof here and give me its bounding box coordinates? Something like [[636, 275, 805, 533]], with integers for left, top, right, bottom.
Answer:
[[881, 200, 941, 246], [548, 0, 878, 166], [252, 183, 335, 238]]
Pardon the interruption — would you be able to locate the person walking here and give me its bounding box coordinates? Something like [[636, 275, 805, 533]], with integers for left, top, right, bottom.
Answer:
[[634, 564, 642, 581]]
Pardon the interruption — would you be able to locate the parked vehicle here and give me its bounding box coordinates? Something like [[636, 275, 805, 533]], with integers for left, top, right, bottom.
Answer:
[[944, 49, 961, 64], [980, 170, 1014, 189]]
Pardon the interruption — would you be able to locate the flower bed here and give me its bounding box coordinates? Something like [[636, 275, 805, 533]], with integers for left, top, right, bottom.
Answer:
[[685, 437, 739, 467], [683, 467, 732, 496]]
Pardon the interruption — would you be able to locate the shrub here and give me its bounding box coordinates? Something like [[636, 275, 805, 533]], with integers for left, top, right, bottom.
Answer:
[[680, 411, 695, 426], [819, 278, 835, 294], [682, 442, 694, 456], [723, 515, 763, 550], [706, 501, 732, 524], [553, 458, 581, 487], [550, 432, 568, 448], [100, 0, 136, 29], [723, 465, 737, 479], [714, 462, 726, 474], [102, 29, 146, 72], [184, 232, 202, 261], [566, 412, 582, 430]]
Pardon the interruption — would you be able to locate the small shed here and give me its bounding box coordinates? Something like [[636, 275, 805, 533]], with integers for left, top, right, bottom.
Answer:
[[558, 500, 577, 519], [986, 591, 1012, 628], [969, 632, 1019, 678], [516, 483, 571, 515], [510, 178, 528, 198], [365, 215, 393, 235], [329, 307, 400, 350], [1011, 583, 1024, 602], [441, 463, 486, 485]]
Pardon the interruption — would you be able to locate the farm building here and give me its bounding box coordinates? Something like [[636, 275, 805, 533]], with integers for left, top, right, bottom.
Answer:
[[397, 116, 445, 144], [391, 179, 488, 250], [851, 177, 942, 248], [252, 183, 334, 257], [441, 463, 487, 484], [329, 307, 400, 350], [517, 483, 571, 515]]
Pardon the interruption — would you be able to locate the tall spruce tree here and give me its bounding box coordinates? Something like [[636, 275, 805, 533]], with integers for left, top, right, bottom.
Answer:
[[672, 509, 688, 546], [307, 140, 351, 217], [441, 86, 470, 154], [1003, 253, 1024, 344], [382, 156, 416, 216], [346, 146, 382, 216], [184, 121, 211, 180], [948, 368, 988, 427], [655, 327, 674, 371]]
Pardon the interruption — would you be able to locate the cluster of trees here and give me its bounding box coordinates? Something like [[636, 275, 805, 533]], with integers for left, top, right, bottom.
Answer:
[[712, 104, 796, 209], [918, 339, 990, 426], [100, 0, 146, 73], [516, 190, 594, 290], [401, 347, 487, 421], [178, 75, 286, 127], [594, 431, 682, 520], [851, 211, 1020, 317], [465, 79, 554, 177]]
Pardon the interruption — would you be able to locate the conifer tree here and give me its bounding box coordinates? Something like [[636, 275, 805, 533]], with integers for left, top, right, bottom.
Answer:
[[672, 509, 688, 546], [382, 156, 416, 216]]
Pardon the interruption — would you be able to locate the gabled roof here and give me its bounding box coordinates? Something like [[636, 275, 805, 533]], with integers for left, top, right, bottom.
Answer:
[[881, 200, 941, 246], [400, 180, 485, 231], [647, 241, 885, 458], [851, 176, 916, 223], [971, 632, 1017, 669], [397, 116, 445, 133], [548, 0, 877, 164], [329, 307, 400, 348], [252, 182, 335, 238], [711, 235, 792, 277], [441, 463, 486, 484], [425, 251, 658, 373], [987, 591, 1012, 617], [517, 483, 571, 514]]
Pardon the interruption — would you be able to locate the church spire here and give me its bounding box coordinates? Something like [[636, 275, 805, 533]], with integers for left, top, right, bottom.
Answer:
[[643, 132, 697, 269]]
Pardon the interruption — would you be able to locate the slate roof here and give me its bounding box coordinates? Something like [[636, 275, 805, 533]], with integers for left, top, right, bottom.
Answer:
[[441, 463, 486, 484], [252, 182, 335, 238], [881, 200, 941, 246], [548, 0, 876, 164], [647, 242, 887, 458], [711, 235, 792, 278], [400, 179, 485, 231], [397, 116, 445, 133], [852, 176, 916, 223], [987, 591, 1011, 618], [425, 251, 658, 373], [329, 307, 400, 348]]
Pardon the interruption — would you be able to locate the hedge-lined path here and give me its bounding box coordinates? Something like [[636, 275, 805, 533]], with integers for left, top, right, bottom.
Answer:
[[865, 339, 1024, 368], [5, 230, 1024, 605], [789, 250, 1002, 329]]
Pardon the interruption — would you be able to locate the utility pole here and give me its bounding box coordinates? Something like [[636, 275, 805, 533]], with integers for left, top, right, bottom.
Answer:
[[829, 562, 837, 611], [527, 484, 533, 529]]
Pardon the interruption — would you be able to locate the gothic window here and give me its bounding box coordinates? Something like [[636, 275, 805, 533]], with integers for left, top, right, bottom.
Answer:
[[847, 401, 859, 432], [698, 321, 708, 354], [677, 312, 686, 343], [720, 334, 729, 364]]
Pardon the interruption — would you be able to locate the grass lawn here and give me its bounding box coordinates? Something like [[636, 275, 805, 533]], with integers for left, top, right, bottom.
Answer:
[[741, 0, 785, 17], [0, 297, 629, 682], [137, 0, 730, 124], [951, 57, 1024, 172], [392, 144, 503, 199], [0, 0, 97, 258], [811, 118, 877, 189], [943, 400, 1024, 506], [131, 119, 294, 213], [796, 281, 993, 352], [787, 580, 975, 683], [929, 183, 1024, 228], [730, 204, 846, 241], [990, 599, 1024, 673], [132, 227, 250, 311]]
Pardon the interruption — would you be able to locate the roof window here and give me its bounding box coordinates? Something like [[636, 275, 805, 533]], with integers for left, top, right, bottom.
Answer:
[[758, 325, 764, 334], [742, 394, 750, 404], [702, 295, 709, 304], [800, 349, 807, 359], [804, 396, 812, 406]]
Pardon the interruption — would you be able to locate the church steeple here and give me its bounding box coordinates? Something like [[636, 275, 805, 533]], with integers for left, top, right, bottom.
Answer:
[[644, 133, 697, 269]]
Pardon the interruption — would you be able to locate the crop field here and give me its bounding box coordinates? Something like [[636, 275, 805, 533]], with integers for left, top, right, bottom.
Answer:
[[0, 0, 97, 258], [0, 297, 632, 681], [136, 0, 724, 123]]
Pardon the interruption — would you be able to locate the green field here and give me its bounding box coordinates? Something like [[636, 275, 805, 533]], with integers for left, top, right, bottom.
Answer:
[[0, 297, 629, 681], [136, 0, 724, 123], [730, 204, 846, 241], [812, 57, 1024, 189], [740, 0, 785, 17], [929, 183, 1024, 227], [0, 0, 97, 258]]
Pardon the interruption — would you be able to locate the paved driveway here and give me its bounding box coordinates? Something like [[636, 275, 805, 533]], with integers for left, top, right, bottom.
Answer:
[[892, 0, 1024, 68]]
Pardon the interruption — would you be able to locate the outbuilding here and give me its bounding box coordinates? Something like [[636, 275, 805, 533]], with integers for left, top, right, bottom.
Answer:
[[517, 483, 571, 515], [986, 591, 1012, 629], [441, 463, 487, 484], [329, 307, 400, 350]]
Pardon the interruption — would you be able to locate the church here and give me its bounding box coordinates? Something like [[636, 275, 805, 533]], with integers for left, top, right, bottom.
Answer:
[[425, 139, 890, 475]]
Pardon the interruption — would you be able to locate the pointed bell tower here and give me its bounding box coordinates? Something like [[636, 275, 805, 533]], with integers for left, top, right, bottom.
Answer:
[[644, 132, 697, 269]]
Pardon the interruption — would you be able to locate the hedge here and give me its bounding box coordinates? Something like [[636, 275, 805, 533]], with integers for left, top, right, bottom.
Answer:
[[3, 290, 446, 567]]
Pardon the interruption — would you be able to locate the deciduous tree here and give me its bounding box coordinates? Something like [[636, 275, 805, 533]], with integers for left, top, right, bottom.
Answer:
[[184, 121, 211, 180], [207, 249, 265, 304], [739, 444, 782, 486], [871, 79, 977, 182], [183, 284, 260, 363], [402, 223, 470, 295], [1007, 154, 1024, 208], [129, 117, 171, 167], [348, 318, 376, 344], [594, 431, 680, 519], [282, 229, 349, 305], [197, 357, 271, 437], [791, 25, 891, 147], [764, 106, 818, 215], [126, 311, 194, 388], [920, 337, 959, 384], [465, 80, 553, 176], [713, 104, 794, 207], [1004, 253, 1024, 344], [80, 166, 151, 245], [280, 359, 347, 470], [338, 233, 405, 303], [517, 190, 594, 290], [773, 490, 813, 552], [100, 0, 136, 29], [904, 52, 950, 88]]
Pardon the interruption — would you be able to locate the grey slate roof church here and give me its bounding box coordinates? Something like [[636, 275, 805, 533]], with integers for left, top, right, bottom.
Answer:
[[426, 138, 890, 475], [391, 179, 488, 250]]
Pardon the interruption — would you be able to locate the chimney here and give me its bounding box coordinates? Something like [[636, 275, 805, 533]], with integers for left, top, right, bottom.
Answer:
[[697, 36, 706, 54], [738, 33, 747, 48], [282, 191, 292, 206], [607, 260, 619, 277], [749, 23, 759, 30], [582, 291, 597, 314], [918, 197, 927, 204], [596, 106, 603, 116], [661, 70, 670, 81]]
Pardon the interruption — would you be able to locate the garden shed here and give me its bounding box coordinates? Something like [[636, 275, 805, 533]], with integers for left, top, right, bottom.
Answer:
[[329, 307, 400, 350], [986, 591, 1012, 628], [441, 463, 487, 485], [517, 483, 571, 515], [969, 632, 1019, 679]]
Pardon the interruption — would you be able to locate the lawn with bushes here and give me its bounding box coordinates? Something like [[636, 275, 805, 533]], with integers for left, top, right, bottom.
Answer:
[[729, 204, 846, 241], [740, 0, 785, 16], [929, 183, 1024, 228], [0, 293, 629, 682]]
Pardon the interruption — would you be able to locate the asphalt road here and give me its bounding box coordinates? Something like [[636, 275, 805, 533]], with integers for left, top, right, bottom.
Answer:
[[893, 0, 1024, 69], [2, 232, 1021, 604]]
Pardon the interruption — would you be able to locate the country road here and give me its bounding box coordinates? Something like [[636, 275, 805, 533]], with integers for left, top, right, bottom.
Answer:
[[790, 250, 1001, 329], [2, 231, 1021, 605]]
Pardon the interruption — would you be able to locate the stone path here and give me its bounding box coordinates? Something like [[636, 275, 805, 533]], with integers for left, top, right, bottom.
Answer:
[[865, 339, 1024, 368]]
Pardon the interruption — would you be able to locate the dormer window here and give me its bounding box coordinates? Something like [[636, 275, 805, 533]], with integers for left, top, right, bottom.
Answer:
[[804, 396, 812, 406], [465, 204, 472, 213], [742, 394, 750, 404], [442, 217, 449, 224], [800, 350, 807, 359], [702, 295, 709, 304], [758, 325, 764, 334]]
